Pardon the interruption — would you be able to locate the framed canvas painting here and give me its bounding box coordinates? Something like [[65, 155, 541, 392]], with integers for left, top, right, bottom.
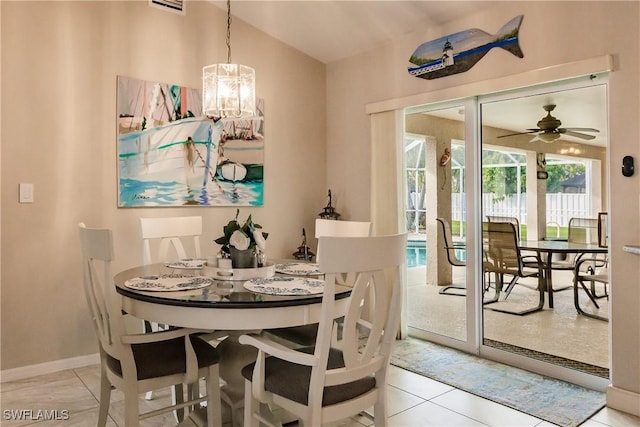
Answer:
[[117, 75, 264, 207]]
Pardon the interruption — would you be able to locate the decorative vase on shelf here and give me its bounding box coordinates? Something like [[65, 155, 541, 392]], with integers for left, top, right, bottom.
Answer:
[[229, 246, 255, 269]]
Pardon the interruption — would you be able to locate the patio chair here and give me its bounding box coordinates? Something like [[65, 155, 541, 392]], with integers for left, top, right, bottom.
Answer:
[[486, 215, 538, 298], [549, 217, 599, 290], [597, 212, 608, 249], [486, 215, 522, 238], [573, 256, 609, 321], [435, 217, 466, 296], [482, 222, 545, 315], [573, 212, 609, 320]]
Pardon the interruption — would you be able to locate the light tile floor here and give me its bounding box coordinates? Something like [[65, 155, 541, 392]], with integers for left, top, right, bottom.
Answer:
[[2, 362, 639, 427]]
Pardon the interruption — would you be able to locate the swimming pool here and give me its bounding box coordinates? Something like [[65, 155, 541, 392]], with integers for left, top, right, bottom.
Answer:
[[406, 240, 466, 268], [407, 240, 427, 268]]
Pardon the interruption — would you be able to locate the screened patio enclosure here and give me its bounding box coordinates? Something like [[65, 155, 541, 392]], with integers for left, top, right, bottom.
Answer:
[[406, 138, 600, 247]]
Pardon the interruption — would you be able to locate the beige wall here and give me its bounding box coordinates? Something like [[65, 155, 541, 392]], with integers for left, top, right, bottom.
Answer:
[[0, 1, 326, 370], [327, 0, 639, 413]]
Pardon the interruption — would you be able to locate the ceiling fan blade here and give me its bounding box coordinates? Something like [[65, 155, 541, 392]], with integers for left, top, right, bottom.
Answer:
[[560, 130, 596, 140], [497, 129, 540, 138], [561, 127, 600, 133]]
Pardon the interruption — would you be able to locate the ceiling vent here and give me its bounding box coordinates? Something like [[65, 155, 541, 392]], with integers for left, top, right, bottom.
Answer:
[[149, 0, 185, 15]]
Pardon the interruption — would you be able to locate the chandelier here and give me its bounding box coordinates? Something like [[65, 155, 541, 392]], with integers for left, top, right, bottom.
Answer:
[[202, 0, 256, 118]]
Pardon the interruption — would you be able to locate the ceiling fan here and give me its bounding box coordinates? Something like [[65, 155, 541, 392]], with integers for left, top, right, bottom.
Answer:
[[497, 104, 600, 142]]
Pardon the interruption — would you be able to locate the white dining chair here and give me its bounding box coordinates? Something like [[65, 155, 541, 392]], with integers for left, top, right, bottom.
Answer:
[[266, 218, 372, 347], [140, 215, 205, 404], [314, 218, 372, 263], [240, 233, 407, 427], [140, 216, 203, 264], [78, 223, 222, 427]]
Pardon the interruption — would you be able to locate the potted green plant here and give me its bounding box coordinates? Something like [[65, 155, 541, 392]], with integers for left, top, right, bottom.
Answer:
[[215, 209, 268, 268]]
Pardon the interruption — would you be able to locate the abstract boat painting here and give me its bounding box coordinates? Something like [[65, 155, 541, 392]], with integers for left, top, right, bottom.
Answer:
[[408, 15, 524, 80], [117, 76, 264, 207]]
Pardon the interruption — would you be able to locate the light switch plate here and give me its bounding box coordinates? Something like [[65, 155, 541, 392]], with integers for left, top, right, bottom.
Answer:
[[19, 183, 34, 203]]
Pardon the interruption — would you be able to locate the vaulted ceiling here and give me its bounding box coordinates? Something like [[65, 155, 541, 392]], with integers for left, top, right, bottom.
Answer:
[[209, 1, 607, 148], [209, 1, 495, 63]]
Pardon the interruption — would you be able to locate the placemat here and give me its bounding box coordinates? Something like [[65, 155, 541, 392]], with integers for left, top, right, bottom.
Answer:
[[124, 274, 214, 291], [243, 276, 324, 295], [275, 262, 322, 276]]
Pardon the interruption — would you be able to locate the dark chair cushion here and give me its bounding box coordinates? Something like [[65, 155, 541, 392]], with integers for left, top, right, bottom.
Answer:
[[241, 346, 376, 406], [267, 324, 319, 346], [267, 316, 346, 347], [107, 334, 219, 380]]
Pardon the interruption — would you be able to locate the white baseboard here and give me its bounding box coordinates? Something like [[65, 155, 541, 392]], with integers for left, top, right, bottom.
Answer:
[[607, 384, 640, 417], [1, 353, 100, 383]]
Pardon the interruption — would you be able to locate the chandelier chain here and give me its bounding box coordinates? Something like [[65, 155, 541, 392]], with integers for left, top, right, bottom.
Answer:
[[226, 0, 232, 64], [203, 0, 255, 118]]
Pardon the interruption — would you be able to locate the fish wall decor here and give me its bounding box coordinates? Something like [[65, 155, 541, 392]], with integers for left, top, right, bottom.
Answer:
[[408, 15, 524, 80]]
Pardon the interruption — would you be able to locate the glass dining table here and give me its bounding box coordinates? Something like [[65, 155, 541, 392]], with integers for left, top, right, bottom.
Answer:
[[114, 261, 350, 425], [517, 239, 608, 308]]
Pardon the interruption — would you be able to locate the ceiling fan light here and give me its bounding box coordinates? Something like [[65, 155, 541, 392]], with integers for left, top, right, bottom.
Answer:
[[538, 132, 561, 143]]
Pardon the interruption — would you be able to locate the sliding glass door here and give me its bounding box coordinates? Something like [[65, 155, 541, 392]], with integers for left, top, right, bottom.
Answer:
[[404, 100, 476, 350], [402, 76, 610, 389], [479, 79, 610, 386]]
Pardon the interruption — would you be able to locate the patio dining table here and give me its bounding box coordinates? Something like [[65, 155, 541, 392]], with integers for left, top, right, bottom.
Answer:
[[517, 239, 608, 308]]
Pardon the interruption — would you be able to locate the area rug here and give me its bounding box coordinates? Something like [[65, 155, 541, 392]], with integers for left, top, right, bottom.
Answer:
[[391, 338, 606, 427]]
